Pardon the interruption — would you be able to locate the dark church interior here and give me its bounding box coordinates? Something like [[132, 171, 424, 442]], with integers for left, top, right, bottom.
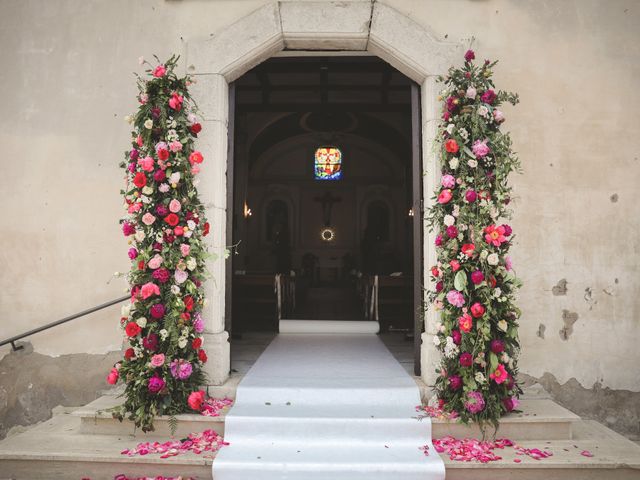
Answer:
[[229, 56, 417, 334]]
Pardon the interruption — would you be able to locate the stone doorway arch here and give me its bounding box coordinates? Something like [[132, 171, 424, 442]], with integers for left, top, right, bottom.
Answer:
[[186, 1, 459, 386]]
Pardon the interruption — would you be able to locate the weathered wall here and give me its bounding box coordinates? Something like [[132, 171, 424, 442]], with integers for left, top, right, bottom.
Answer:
[[0, 0, 639, 438]]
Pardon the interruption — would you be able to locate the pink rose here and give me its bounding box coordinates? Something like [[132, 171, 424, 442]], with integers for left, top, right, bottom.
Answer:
[[150, 353, 165, 367], [188, 390, 206, 411], [169, 140, 183, 152], [128, 203, 142, 214], [437, 189, 453, 204], [142, 213, 156, 226], [446, 290, 465, 308], [174, 269, 188, 284], [138, 156, 155, 172], [141, 282, 160, 300], [148, 254, 163, 270], [169, 199, 182, 213], [505, 256, 513, 271], [180, 243, 191, 257], [441, 174, 456, 189], [106, 367, 119, 385], [493, 109, 505, 123], [472, 139, 491, 158], [152, 65, 166, 78], [465, 86, 477, 99]]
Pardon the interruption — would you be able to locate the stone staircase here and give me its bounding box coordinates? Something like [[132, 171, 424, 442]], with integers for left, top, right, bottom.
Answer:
[[0, 375, 639, 479]]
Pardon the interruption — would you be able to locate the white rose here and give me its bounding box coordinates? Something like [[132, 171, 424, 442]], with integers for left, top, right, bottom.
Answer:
[[452, 205, 460, 217], [171, 285, 180, 295], [449, 157, 459, 169], [121, 304, 131, 317], [433, 335, 441, 346], [474, 372, 486, 383], [187, 220, 196, 230], [446, 123, 455, 134], [487, 253, 499, 265], [142, 186, 154, 195], [477, 105, 489, 117], [186, 257, 197, 271], [136, 317, 147, 328], [493, 287, 502, 298], [444, 215, 455, 226], [159, 329, 169, 340], [480, 250, 489, 260], [184, 230, 193, 238], [178, 337, 188, 349], [498, 320, 508, 332], [466, 86, 477, 99], [134, 230, 146, 242], [140, 195, 151, 204], [124, 115, 134, 125], [169, 172, 181, 185], [144, 119, 153, 129], [468, 159, 478, 168]]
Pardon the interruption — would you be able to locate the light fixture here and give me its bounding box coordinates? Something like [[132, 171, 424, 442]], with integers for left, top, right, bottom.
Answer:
[[408, 208, 414, 217], [243, 201, 252, 218], [320, 227, 336, 242]]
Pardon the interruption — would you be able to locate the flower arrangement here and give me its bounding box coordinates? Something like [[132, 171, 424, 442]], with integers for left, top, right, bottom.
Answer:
[[427, 49, 522, 430], [110, 56, 210, 432]]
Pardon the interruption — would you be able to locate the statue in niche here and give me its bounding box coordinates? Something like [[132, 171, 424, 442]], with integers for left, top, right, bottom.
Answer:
[[314, 191, 341, 227]]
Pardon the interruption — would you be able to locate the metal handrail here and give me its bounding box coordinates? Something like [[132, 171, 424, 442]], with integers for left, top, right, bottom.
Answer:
[[0, 295, 129, 351]]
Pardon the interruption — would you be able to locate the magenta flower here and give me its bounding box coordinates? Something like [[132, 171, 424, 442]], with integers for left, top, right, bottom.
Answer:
[[435, 234, 444, 247], [451, 330, 462, 345], [472, 139, 491, 158], [193, 312, 205, 333], [502, 396, 519, 412], [122, 222, 135, 236], [470, 270, 484, 285], [448, 375, 462, 391], [464, 49, 475, 62], [170, 359, 193, 380], [501, 224, 513, 236], [459, 352, 473, 367], [143, 333, 159, 352], [464, 391, 486, 414], [128, 248, 138, 260], [150, 303, 166, 319], [147, 375, 165, 393], [465, 189, 477, 203], [490, 339, 505, 353], [446, 290, 465, 308], [152, 268, 170, 284], [130, 149, 139, 160], [446, 225, 459, 239], [480, 89, 496, 104]]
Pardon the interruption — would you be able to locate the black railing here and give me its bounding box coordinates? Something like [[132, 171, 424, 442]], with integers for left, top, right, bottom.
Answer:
[[0, 295, 129, 351]]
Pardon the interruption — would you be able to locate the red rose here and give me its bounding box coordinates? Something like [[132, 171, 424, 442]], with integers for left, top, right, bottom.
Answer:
[[489, 276, 497, 288], [188, 390, 206, 411], [125, 322, 141, 337], [157, 148, 169, 161], [445, 139, 459, 153], [198, 349, 208, 363], [470, 302, 485, 318], [184, 295, 194, 312], [124, 348, 135, 359], [180, 312, 191, 321], [189, 151, 204, 165], [461, 243, 475, 257], [192, 337, 202, 349], [133, 172, 147, 188], [190, 123, 202, 134], [431, 267, 440, 278], [202, 222, 210, 236], [164, 213, 179, 226]]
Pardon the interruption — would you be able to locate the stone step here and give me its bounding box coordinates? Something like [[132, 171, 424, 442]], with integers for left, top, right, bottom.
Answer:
[[0, 413, 638, 480], [74, 392, 579, 441]]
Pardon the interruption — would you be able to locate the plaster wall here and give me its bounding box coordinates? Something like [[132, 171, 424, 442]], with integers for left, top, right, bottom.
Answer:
[[1, 0, 639, 437]]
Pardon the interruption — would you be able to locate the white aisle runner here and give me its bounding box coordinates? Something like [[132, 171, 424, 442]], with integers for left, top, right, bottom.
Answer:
[[213, 330, 445, 480]]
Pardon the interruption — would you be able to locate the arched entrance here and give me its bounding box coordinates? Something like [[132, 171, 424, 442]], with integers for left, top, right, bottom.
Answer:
[[186, 1, 459, 386]]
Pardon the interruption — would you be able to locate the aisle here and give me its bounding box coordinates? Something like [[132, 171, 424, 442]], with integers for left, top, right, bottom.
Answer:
[[213, 331, 444, 480]]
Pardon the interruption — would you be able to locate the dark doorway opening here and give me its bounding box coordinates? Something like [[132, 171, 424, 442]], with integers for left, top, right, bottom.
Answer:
[[227, 55, 423, 373]]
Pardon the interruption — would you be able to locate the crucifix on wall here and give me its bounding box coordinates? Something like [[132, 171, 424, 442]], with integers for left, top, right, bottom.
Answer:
[[314, 191, 341, 226]]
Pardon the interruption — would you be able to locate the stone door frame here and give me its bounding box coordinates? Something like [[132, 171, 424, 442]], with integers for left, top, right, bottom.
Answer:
[[186, 1, 459, 386]]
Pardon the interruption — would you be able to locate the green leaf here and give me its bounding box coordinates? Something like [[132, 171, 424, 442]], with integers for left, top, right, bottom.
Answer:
[[489, 352, 498, 372], [454, 270, 468, 292]]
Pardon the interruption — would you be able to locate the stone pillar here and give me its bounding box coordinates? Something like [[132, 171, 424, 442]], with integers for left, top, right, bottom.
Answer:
[[190, 73, 231, 385], [420, 75, 441, 388]]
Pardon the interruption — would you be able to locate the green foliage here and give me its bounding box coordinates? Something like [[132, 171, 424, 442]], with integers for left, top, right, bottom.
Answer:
[[112, 55, 210, 432], [427, 50, 523, 431]]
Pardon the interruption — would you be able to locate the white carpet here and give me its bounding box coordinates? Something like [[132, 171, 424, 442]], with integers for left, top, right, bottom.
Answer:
[[213, 330, 444, 479]]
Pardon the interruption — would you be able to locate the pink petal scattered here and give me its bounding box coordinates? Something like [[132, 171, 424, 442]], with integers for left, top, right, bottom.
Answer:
[[114, 476, 194, 480], [426, 436, 554, 464], [415, 404, 459, 421], [513, 458, 521, 463], [120, 429, 228, 458], [201, 396, 234, 417], [581, 450, 594, 457]]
